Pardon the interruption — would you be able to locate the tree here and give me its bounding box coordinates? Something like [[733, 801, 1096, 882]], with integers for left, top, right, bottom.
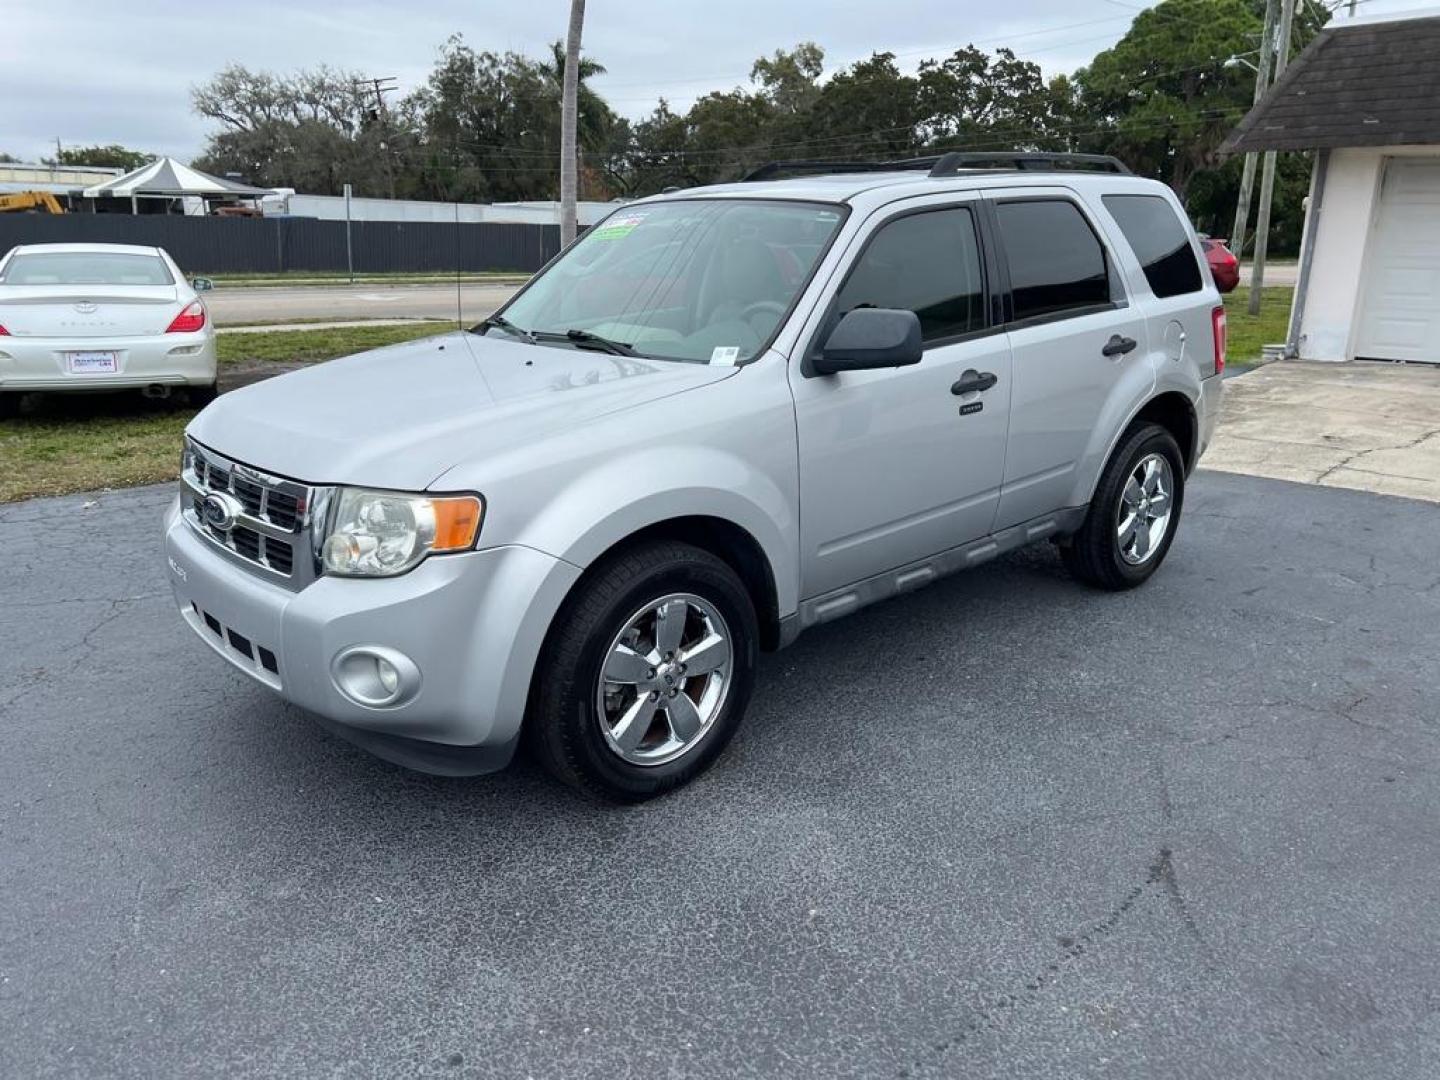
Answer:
[[1074, 0, 1262, 199], [191, 64, 397, 195], [47, 145, 153, 170], [559, 0, 586, 246]]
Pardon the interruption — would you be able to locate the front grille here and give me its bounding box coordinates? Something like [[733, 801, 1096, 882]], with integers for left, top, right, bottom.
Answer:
[[181, 438, 323, 589], [190, 602, 281, 686]]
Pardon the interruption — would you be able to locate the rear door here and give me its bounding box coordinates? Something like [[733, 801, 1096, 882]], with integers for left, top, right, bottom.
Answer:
[[789, 195, 1013, 598], [987, 191, 1150, 530]]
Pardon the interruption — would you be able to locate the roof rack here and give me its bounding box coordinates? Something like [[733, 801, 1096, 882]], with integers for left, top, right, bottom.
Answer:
[[740, 158, 939, 182], [927, 151, 1131, 176], [740, 151, 1130, 183]]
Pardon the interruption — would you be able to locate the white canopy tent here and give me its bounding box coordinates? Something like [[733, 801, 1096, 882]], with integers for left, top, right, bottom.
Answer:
[[82, 157, 272, 214]]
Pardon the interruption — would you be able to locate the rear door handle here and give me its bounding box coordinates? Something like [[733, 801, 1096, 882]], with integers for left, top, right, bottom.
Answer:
[[951, 369, 998, 395], [1102, 334, 1138, 358]]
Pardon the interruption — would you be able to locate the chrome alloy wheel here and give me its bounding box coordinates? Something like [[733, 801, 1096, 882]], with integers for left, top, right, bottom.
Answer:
[[1117, 452, 1175, 566], [596, 593, 733, 767]]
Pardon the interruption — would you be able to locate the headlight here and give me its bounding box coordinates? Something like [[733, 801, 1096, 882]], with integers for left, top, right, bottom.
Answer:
[[321, 488, 483, 577]]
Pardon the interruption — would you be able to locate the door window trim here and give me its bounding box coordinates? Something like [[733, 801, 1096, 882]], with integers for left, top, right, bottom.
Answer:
[[802, 199, 1003, 376], [988, 194, 1129, 331]]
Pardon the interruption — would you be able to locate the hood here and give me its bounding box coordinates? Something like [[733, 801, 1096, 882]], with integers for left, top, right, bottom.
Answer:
[[187, 331, 737, 490]]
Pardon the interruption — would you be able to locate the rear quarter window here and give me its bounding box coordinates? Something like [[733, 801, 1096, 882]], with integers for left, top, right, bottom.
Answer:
[[1103, 195, 1204, 299]]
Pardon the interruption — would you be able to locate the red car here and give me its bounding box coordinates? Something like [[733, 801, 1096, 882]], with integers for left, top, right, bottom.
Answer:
[[1201, 236, 1239, 293]]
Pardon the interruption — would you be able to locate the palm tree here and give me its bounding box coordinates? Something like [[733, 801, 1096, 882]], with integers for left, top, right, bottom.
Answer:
[[559, 0, 587, 246]]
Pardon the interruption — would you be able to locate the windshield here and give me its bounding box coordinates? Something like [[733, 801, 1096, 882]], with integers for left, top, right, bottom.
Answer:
[[493, 199, 845, 364], [0, 252, 175, 287]]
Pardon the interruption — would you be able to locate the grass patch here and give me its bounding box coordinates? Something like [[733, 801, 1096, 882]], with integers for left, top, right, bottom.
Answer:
[[1224, 286, 1294, 365], [2, 323, 462, 503], [218, 322, 453, 366], [0, 403, 193, 503]]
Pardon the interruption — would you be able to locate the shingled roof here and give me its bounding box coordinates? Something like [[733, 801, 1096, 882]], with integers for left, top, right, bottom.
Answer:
[[1222, 13, 1440, 153]]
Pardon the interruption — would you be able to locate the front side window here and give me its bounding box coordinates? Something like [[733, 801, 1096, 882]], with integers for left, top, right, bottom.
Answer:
[[0, 252, 174, 286], [834, 207, 986, 342], [995, 200, 1110, 322], [1103, 194, 1204, 298], [495, 199, 845, 364]]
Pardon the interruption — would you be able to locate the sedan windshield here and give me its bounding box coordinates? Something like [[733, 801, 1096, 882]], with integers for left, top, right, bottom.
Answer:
[[0, 252, 174, 287], [492, 199, 845, 364]]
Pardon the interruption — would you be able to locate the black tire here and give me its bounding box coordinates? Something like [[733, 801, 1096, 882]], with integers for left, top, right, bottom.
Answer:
[[527, 540, 758, 802], [0, 393, 19, 420], [1060, 422, 1185, 590], [189, 382, 219, 408]]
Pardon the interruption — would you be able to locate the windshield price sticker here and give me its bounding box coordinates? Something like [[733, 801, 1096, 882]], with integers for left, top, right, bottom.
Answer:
[[591, 212, 648, 241], [710, 346, 740, 365]]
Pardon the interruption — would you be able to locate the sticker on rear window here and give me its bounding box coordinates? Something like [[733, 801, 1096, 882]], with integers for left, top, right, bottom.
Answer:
[[591, 212, 648, 241], [710, 346, 740, 365]]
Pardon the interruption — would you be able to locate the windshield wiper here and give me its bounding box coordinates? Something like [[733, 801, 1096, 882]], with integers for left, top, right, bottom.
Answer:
[[557, 328, 640, 357], [473, 314, 535, 344]]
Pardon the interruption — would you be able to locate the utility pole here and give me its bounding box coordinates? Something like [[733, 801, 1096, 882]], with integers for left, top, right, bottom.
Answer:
[[560, 0, 587, 247], [1230, 0, 1279, 260], [1249, 0, 1296, 315], [360, 76, 399, 200]]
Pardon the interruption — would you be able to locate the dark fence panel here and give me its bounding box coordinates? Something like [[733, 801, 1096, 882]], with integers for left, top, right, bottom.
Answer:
[[0, 215, 563, 275]]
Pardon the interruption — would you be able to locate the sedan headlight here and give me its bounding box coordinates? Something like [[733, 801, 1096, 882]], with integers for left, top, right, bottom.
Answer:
[[321, 488, 483, 577]]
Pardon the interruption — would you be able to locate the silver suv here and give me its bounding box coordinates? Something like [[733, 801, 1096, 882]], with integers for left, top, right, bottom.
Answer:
[[164, 153, 1226, 800]]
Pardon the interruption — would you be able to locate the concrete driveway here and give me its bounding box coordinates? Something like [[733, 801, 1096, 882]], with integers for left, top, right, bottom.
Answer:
[[1206, 360, 1440, 502], [3, 472, 1438, 1079]]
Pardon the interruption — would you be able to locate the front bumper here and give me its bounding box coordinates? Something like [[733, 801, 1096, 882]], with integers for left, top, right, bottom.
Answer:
[[0, 331, 216, 392], [163, 497, 582, 774]]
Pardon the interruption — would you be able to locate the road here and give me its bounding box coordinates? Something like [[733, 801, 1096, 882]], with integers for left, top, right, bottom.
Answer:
[[207, 282, 522, 326], [1239, 260, 1297, 287], [3, 472, 1439, 1079]]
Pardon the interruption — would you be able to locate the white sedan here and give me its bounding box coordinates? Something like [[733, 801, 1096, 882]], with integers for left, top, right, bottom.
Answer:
[[0, 242, 217, 415]]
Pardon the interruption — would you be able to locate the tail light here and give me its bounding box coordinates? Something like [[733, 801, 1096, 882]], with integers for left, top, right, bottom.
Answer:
[[0, 324, 9, 336], [1211, 305, 1227, 376], [166, 300, 206, 334]]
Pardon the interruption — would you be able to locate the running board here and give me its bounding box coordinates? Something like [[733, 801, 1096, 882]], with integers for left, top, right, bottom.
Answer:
[[793, 507, 1086, 635]]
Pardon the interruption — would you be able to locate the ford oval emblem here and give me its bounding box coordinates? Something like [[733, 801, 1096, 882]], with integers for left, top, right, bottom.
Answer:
[[201, 491, 242, 532], [73, 301, 98, 315]]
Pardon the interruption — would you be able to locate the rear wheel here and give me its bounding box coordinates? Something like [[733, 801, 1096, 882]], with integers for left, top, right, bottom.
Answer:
[[0, 393, 19, 420], [527, 540, 758, 801], [1061, 422, 1185, 590]]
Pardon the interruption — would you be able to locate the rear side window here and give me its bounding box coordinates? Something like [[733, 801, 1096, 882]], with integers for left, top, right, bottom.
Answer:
[[995, 200, 1110, 322], [0, 251, 174, 286], [835, 207, 985, 342], [1103, 195, 1204, 298]]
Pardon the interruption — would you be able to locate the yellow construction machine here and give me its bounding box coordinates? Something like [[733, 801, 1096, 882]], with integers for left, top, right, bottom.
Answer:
[[0, 191, 66, 214]]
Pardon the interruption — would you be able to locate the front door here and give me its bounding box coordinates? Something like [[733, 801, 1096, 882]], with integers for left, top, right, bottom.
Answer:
[[789, 200, 1012, 598]]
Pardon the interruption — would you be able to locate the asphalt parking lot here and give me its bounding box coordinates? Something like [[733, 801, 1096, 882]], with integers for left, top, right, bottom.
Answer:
[[3, 471, 1438, 1079]]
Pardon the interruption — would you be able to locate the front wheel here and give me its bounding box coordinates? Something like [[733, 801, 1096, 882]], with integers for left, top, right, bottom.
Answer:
[[527, 541, 758, 801], [1061, 422, 1185, 590]]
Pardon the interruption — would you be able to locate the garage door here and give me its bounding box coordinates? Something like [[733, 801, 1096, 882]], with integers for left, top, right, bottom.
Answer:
[[1354, 159, 1440, 363]]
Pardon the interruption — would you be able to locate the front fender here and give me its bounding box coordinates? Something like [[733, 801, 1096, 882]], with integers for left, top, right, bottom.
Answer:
[[518, 447, 798, 618]]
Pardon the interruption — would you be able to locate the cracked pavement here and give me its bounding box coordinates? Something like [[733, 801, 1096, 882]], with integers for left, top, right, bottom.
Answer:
[[2, 471, 1439, 1078]]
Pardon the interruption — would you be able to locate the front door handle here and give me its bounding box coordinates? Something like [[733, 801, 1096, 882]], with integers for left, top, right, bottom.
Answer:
[[1102, 334, 1138, 358], [951, 369, 998, 395]]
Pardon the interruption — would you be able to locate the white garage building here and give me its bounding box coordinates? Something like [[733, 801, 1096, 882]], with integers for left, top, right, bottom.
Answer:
[[1223, 11, 1440, 364]]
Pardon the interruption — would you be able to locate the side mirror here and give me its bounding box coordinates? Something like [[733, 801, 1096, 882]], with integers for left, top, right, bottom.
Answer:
[[811, 307, 923, 376], [191, 277, 214, 293]]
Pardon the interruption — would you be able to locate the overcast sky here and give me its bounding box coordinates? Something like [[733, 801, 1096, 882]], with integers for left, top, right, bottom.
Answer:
[[3, 0, 1432, 165]]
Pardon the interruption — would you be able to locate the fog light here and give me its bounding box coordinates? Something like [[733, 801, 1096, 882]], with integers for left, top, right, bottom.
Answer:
[[376, 656, 399, 695], [331, 646, 420, 708]]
